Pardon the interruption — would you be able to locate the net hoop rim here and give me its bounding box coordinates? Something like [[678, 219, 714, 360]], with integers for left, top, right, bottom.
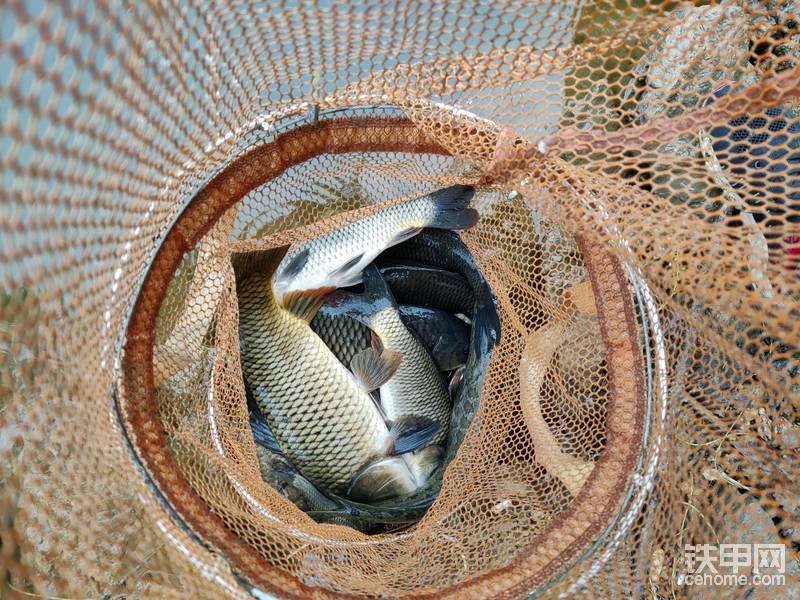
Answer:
[[116, 109, 647, 598]]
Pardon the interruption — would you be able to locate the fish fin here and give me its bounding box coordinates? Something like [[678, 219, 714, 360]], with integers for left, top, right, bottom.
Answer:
[[429, 185, 479, 230], [472, 285, 502, 354], [370, 331, 383, 353], [431, 335, 445, 356], [231, 245, 291, 282], [364, 388, 387, 421], [337, 271, 364, 288], [327, 252, 366, 288], [433, 207, 480, 230], [360, 264, 395, 305], [275, 248, 310, 283], [283, 287, 336, 322], [248, 408, 284, 455], [350, 347, 402, 392], [384, 415, 442, 455], [346, 457, 416, 502], [386, 226, 423, 249], [245, 384, 285, 454], [405, 445, 444, 483], [370, 389, 383, 406], [448, 366, 466, 401]]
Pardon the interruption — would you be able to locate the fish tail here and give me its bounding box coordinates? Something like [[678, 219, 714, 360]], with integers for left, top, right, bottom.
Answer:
[[428, 184, 479, 231], [346, 456, 417, 502]]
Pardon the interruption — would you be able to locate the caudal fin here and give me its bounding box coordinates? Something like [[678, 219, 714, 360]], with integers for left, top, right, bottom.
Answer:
[[231, 245, 291, 283], [429, 185, 479, 230]]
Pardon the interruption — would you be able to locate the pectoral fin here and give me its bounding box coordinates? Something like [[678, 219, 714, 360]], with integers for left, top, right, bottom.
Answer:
[[385, 415, 441, 455], [327, 252, 367, 288], [350, 347, 402, 392], [448, 365, 466, 400], [249, 408, 284, 455], [387, 226, 423, 247], [278, 248, 309, 281]]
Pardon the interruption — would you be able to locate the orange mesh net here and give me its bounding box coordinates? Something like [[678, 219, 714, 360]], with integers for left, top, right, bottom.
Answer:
[[2, 1, 799, 598]]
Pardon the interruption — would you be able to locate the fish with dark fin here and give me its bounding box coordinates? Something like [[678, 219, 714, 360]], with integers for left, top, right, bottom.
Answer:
[[272, 185, 477, 306], [377, 229, 501, 465], [328, 265, 451, 445]]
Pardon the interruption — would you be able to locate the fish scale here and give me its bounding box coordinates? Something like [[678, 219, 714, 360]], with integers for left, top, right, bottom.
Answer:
[[237, 268, 388, 493], [368, 306, 450, 445], [312, 301, 470, 372], [329, 266, 451, 447]]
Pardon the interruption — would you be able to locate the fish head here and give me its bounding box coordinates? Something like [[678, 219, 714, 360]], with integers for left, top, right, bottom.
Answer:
[[346, 456, 428, 502], [409, 445, 444, 484]]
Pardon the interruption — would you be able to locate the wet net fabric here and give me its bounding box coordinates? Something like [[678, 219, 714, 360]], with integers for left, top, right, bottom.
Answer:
[[1, 1, 799, 598]]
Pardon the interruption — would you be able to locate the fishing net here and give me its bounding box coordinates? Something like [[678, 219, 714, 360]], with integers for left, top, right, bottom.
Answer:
[[2, 0, 799, 597]]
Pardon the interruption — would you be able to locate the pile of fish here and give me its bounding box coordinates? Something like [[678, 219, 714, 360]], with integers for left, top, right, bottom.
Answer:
[[232, 185, 501, 531]]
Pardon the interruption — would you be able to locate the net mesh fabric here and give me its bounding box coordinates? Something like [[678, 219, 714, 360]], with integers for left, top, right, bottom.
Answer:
[[1, 1, 799, 598]]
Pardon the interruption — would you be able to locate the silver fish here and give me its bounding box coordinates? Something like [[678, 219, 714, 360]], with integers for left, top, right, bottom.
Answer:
[[272, 185, 477, 306], [377, 229, 501, 466], [329, 265, 451, 445]]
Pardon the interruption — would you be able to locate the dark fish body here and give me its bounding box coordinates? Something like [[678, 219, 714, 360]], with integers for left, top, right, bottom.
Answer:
[[395, 305, 469, 372], [311, 303, 469, 371], [380, 263, 474, 315], [377, 229, 501, 350]]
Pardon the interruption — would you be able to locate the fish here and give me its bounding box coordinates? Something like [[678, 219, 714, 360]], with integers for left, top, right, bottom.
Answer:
[[234, 246, 441, 502], [328, 265, 451, 446], [379, 263, 474, 315], [311, 302, 470, 372], [377, 229, 501, 353], [396, 305, 469, 372], [272, 185, 477, 307], [250, 407, 440, 530], [377, 229, 501, 465]]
